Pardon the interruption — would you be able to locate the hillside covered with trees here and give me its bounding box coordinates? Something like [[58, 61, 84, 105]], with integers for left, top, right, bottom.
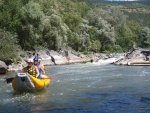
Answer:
[[0, 0, 150, 61]]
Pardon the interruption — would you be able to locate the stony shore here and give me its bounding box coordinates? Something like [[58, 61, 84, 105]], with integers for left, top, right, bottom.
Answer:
[[1, 48, 150, 74], [0, 49, 109, 74], [113, 48, 150, 66]]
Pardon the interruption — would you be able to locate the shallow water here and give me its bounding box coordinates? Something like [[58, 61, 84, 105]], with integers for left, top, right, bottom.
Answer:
[[0, 62, 150, 113]]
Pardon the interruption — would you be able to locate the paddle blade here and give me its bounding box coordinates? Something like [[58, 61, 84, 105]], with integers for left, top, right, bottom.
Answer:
[[6, 77, 14, 83], [50, 76, 56, 80], [41, 76, 56, 80]]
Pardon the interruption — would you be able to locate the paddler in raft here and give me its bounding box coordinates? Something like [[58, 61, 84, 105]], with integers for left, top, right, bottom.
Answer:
[[23, 58, 40, 78], [33, 57, 45, 79]]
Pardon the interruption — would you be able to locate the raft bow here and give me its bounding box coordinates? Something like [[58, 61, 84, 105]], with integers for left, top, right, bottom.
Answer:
[[12, 73, 50, 91]]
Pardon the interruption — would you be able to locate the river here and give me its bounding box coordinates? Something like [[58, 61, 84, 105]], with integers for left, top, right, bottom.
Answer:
[[0, 60, 150, 113]]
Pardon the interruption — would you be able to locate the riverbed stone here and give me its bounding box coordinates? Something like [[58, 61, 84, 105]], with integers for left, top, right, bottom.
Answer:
[[35, 50, 54, 65], [48, 50, 68, 65], [7, 63, 23, 71], [0, 61, 7, 74], [6, 49, 103, 72], [113, 49, 150, 66]]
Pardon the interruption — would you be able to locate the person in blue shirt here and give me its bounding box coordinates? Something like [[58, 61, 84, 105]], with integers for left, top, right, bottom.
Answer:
[[33, 57, 45, 78]]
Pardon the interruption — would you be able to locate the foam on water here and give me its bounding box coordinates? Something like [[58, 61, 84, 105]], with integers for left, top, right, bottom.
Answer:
[[92, 55, 124, 66]]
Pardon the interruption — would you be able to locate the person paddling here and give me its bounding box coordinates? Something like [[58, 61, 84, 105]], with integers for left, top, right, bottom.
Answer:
[[23, 58, 40, 78], [33, 57, 45, 78]]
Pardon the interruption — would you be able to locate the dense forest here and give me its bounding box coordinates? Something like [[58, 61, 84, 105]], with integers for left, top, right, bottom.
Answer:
[[0, 0, 150, 61]]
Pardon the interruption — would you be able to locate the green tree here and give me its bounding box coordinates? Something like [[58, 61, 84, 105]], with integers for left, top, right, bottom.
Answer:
[[0, 29, 19, 60], [116, 25, 133, 51], [43, 14, 69, 50], [140, 27, 150, 48], [0, 0, 23, 33], [63, 12, 82, 32], [127, 21, 142, 47], [90, 40, 101, 52], [18, 1, 45, 50], [68, 32, 81, 51], [86, 8, 116, 52]]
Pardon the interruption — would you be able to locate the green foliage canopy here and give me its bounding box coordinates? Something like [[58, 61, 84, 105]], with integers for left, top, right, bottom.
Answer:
[[18, 1, 45, 50], [0, 29, 19, 60], [0, 0, 150, 61]]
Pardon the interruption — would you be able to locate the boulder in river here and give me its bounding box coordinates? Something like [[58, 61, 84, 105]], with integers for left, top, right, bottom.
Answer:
[[113, 49, 150, 66], [0, 61, 7, 74]]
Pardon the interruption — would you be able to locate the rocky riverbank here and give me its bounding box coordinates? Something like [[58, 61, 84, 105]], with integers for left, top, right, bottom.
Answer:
[[113, 48, 150, 66], [1, 48, 150, 74], [0, 49, 108, 74]]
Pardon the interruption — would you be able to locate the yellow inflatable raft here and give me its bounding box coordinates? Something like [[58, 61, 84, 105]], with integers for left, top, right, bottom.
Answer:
[[12, 73, 50, 91]]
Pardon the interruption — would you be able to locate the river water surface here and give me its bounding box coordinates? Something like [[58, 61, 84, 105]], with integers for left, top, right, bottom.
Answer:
[[0, 62, 150, 113]]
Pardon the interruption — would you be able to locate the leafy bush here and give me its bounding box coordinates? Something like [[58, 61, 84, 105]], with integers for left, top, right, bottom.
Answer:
[[139, 27, 150, 48], [86, 8, 116, 52], [90, 40, 101, 52], [12, 56, 22, 64], [68, 32, 81, 51], [18, 1, 45, 50], [43, 14, 69, 50], [0, 0, 23, 33], [0, 29, 19, 60], [102, 44, 123, 53], [63, 12, 82, 32]]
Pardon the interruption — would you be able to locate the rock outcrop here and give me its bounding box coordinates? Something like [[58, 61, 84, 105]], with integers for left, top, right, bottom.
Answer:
[[5, 49, 95, 72], [113, 49, 150, 66], [0, 61, 7, 74], [4, 48, 150, 73]]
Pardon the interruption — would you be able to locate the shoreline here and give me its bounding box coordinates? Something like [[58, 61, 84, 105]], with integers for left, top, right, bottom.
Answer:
[[3, 50, 109, 73], [1, 48, 150, 74]]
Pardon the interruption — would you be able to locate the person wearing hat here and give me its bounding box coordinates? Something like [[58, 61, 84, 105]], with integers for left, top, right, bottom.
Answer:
[[33, 57, 45, 78], [23, 58, 40, 78]]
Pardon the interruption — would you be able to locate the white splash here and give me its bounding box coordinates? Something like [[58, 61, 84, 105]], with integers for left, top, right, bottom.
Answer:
[[92, 54, 124, 65]]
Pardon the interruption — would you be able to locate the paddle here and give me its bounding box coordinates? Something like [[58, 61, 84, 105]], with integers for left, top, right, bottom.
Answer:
[[5, 77, 14, 83], [6, 76, 56, 84]]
